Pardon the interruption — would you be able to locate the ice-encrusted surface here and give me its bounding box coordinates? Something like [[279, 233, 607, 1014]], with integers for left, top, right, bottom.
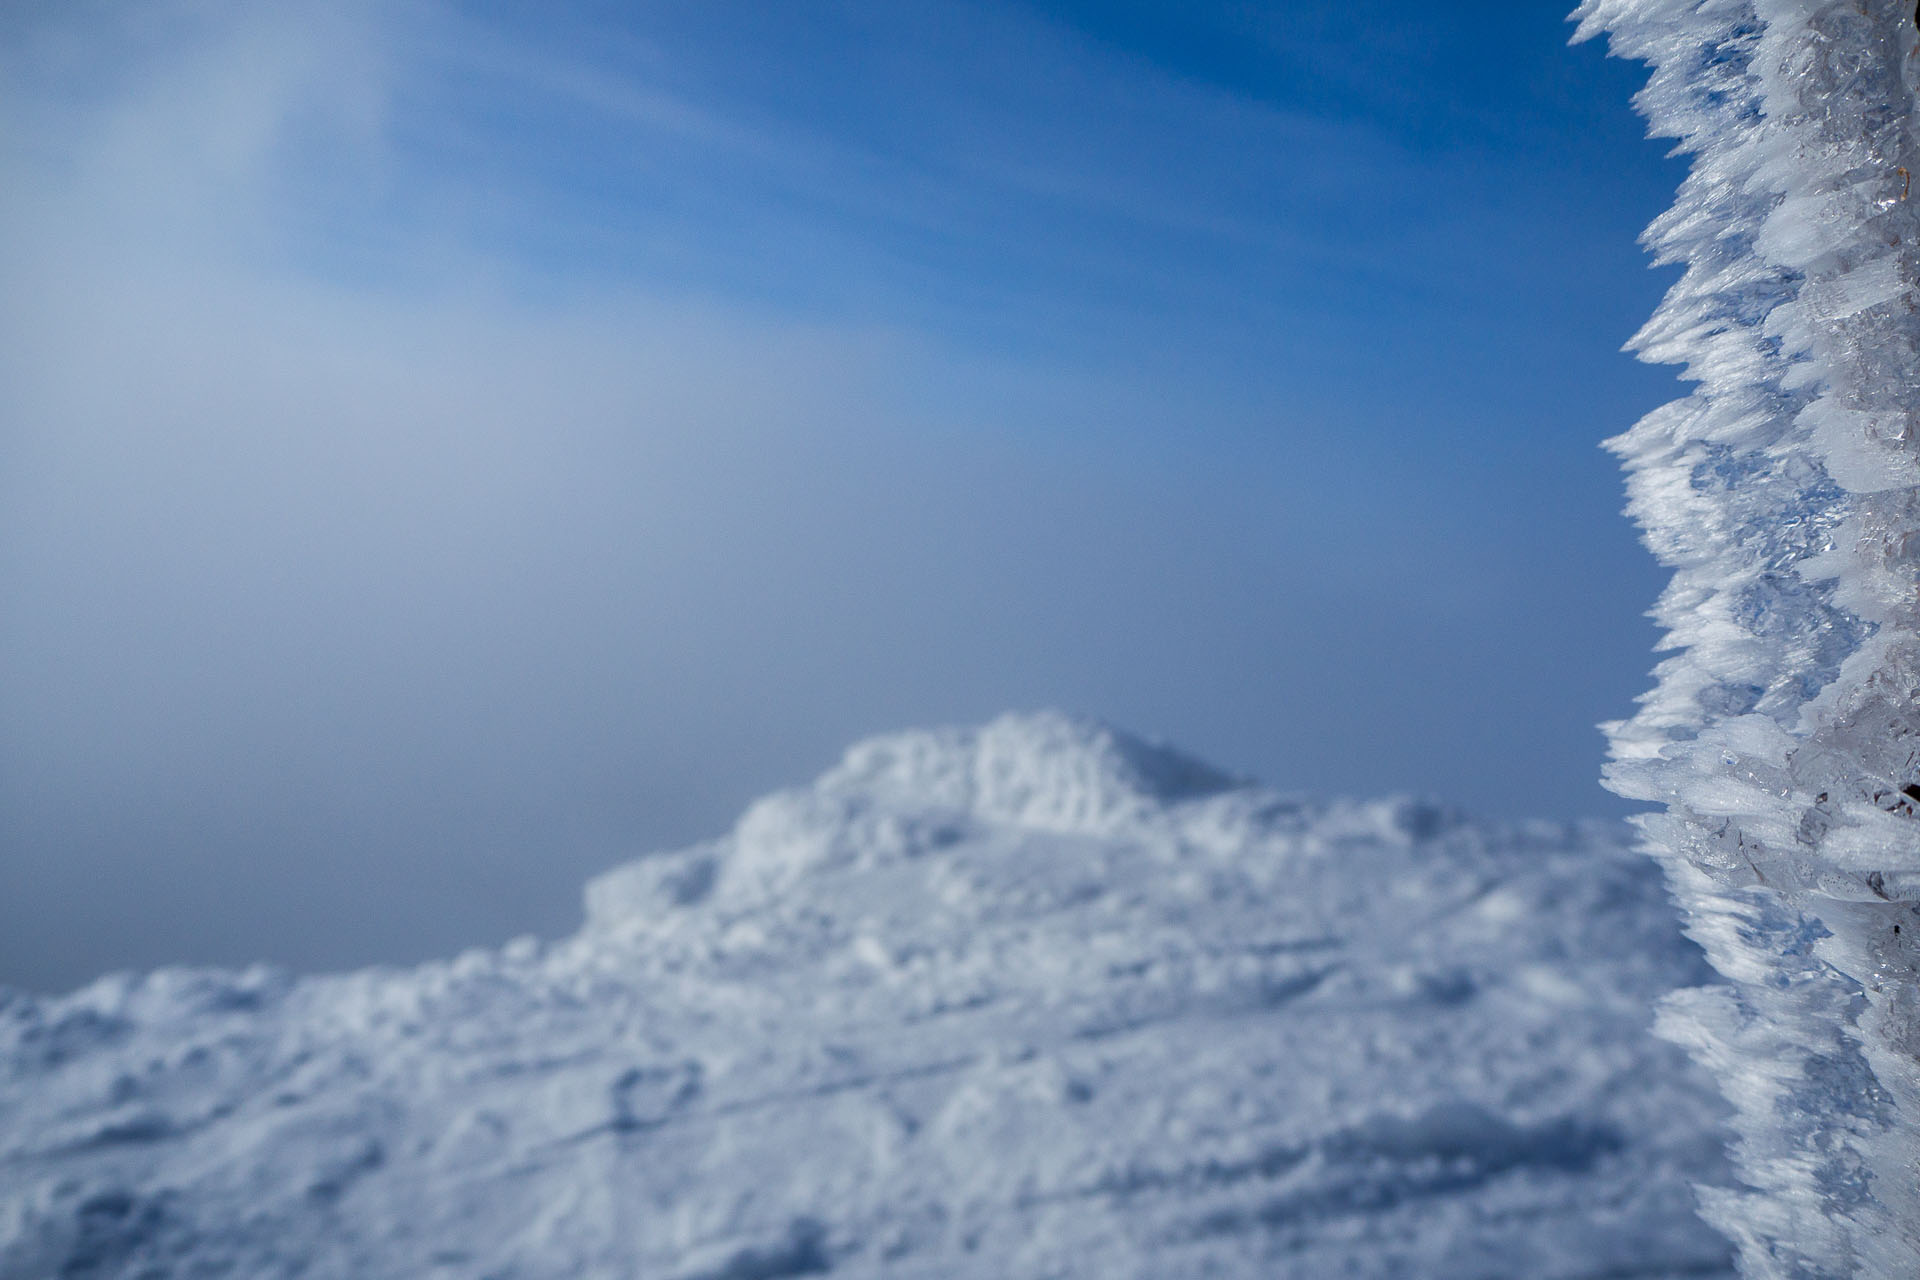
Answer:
[[0, 714, 1733, 1279], [1574, 1, 1920, 1274]]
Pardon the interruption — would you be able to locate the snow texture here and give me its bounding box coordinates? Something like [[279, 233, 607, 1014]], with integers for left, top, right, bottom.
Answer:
[[0, 714, 1733, 1279], [1574, 1, 1920, 1274]]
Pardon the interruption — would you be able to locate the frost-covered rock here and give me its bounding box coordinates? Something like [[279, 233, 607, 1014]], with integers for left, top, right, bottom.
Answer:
[[1574, 1, 1920, 1274], [0, 714, 1733, 1278]]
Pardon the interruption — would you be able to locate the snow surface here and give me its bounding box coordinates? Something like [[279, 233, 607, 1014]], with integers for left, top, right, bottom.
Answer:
[[1574, 1, 1920, 1273], [0, 714, 1735, 1278]]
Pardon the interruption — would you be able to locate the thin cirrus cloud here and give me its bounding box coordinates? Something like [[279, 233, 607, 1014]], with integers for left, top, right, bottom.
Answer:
[[1, 0, 1678, 991]]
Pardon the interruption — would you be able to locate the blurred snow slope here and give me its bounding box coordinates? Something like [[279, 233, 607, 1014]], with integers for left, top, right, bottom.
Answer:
[[0, 714, 1733, 1278]]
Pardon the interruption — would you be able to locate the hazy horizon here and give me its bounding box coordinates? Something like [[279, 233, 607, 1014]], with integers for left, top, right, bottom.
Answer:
[[1, 0, 1686, 993]]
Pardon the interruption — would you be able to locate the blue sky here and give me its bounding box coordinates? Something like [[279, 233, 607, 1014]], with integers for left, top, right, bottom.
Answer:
[[0, 1, 1684, 991]]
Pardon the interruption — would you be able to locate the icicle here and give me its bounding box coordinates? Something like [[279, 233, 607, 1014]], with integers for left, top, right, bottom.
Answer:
[[1576, 0, 1920, 1273]]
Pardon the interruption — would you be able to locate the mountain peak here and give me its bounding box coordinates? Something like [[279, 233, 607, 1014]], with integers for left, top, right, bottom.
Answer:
[[819, 710, 1244, 833]]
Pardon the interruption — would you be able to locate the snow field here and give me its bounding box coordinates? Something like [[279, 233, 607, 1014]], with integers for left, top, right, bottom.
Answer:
[[1, 714, 1733, 1278]]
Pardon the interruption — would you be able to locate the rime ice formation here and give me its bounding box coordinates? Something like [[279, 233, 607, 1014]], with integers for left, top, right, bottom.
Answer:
[[1574, 1, 1920, 1274], [0, 714, 1734, 1279]]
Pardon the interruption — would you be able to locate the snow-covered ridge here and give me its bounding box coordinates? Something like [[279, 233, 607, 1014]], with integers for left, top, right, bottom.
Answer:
[[0, 714, 1733, 1278], [1574, 1, 1920, 1273], [588, 712, 1448, 925], [816, 712, 1242, 830]]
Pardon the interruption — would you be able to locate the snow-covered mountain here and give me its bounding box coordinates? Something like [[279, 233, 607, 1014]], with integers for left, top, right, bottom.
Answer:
[[0, 714, 1734, 1278]]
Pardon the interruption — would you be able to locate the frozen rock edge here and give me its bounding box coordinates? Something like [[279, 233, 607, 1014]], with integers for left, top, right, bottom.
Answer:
[[1575, 1, 1920, 1275], [1, 713, 1734, 1278]]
